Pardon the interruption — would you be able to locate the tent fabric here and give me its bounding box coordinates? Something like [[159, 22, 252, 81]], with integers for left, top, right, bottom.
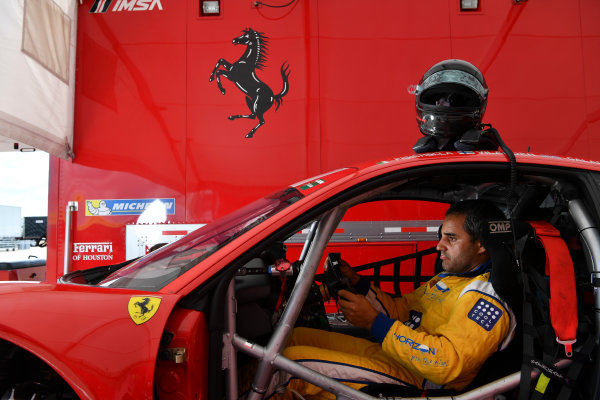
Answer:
[[0, 0, 77, 160], [22, 0, 72, 84]]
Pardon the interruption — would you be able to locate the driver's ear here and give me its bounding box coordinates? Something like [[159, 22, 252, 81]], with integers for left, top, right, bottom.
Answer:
[[476, 240, 487, 255]]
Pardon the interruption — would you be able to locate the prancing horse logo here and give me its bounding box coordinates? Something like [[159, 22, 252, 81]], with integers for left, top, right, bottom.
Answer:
[[128, 296, 161, 325], [209, 28, 291, 138]]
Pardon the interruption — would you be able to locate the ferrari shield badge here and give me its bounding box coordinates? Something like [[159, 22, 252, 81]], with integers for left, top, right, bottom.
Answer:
[[128, 296, 161, 325]]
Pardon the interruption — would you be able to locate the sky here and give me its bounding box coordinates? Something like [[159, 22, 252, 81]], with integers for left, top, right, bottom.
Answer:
[[0, 151, 49, 217]]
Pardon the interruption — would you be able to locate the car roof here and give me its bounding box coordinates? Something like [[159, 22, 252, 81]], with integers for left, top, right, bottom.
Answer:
[[291, 151, 600, 205], [356, 151, 600, 173]]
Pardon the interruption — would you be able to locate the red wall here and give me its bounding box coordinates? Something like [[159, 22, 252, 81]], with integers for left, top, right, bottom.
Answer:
[[46, 0, 600, 277]]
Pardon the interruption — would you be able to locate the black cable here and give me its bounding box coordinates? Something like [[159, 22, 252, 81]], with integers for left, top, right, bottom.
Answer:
[[254, 0, 296, 8], [481, 123, 517, 216]]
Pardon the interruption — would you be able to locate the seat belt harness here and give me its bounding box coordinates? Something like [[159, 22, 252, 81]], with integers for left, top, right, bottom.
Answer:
[[528, 221, 578, 358]]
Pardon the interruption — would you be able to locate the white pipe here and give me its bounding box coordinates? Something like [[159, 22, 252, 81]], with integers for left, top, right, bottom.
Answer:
[[63, 201, 78, 276]]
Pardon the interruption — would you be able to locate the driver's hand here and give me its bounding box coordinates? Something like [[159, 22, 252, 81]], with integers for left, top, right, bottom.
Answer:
[[339, 259, 360, 286], [337, 290, 379, 330]]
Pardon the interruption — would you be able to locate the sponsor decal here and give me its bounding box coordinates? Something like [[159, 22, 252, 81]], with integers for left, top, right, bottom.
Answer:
[[529, 359, 568, 384], [404, 310, 422, 330], [85, 198, 175, 216], [128, 296, 161, 325], [90, 0, 163, 13], [410, 354, 448, 367], [468, 299, 502, 331], [209, 28, 291, 138], [422, 281, 446, 304], [423, 290, 445, 304], [393, 333, 436, 355], [299, 179, 325, 191], [434, 281, 449, 293], [415, 151, 456, 157], [488, 220, 512, 234], [72, 241, 114, 261]]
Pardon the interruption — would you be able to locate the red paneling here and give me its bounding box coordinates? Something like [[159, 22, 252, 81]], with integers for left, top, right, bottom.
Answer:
[[49, 0, 600, 278]]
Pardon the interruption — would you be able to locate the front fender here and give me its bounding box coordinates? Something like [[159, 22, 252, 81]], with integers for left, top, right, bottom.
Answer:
[[0, 283, 180, 399]]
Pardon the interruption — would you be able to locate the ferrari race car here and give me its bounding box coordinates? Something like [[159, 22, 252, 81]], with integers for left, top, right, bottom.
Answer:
[[1, 150, 599, 399]]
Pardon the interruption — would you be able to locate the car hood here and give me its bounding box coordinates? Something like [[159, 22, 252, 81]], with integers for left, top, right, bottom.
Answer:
[[0, 282, 181, 399]]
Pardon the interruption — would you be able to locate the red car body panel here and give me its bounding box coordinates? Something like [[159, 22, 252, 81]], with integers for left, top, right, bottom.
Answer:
[[0, 283, 181, 399], [154, 308, 209, 399]]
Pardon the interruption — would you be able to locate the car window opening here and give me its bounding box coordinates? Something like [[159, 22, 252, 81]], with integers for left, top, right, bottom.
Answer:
[[207, 168, 599, 400]]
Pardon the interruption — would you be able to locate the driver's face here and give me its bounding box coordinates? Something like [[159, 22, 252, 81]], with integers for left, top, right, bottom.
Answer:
[[436, 213, 487, 274]]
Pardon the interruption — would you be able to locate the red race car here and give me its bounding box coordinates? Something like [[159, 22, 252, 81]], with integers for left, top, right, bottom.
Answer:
[[1, 150, 598, 399]]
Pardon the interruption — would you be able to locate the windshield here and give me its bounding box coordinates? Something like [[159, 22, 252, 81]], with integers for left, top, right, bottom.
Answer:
[[98, 188, 303, 291]]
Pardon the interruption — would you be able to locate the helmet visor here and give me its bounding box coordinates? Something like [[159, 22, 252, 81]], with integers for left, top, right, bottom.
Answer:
[[419, 85, 482, 109], [417, 69, 488, 101]]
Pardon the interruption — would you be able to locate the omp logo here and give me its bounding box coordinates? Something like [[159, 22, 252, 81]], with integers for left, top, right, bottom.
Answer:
[[90, 0, 163, 13], [488, 220, 511, 234]]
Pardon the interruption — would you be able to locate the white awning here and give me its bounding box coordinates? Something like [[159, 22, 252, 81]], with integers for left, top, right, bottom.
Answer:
[[0, 0, 77, 160]]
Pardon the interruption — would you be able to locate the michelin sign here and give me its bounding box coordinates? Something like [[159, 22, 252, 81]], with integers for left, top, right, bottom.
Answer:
[[86, 198, 175, 216]]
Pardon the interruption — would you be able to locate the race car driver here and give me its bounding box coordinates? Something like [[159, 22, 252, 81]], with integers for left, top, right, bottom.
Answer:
[[269, 199, 517, 399]]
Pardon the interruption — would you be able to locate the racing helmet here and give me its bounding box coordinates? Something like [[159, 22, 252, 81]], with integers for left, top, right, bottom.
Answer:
[[413, 59, 488, 138]]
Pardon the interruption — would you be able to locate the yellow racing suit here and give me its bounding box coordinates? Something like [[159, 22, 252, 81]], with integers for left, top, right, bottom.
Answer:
[[270, 261, 516, 399]]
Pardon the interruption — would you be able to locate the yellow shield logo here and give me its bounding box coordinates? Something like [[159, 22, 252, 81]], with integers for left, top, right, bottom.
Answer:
[[128, 296, 161, 325]]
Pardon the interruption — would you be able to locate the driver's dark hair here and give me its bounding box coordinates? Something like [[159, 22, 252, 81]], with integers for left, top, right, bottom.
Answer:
[[446, 199, 505, 242]]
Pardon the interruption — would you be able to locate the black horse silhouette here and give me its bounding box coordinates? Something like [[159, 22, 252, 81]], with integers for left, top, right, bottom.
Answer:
[[134, 297, 154, 316], [209, 28, 291, 138]]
